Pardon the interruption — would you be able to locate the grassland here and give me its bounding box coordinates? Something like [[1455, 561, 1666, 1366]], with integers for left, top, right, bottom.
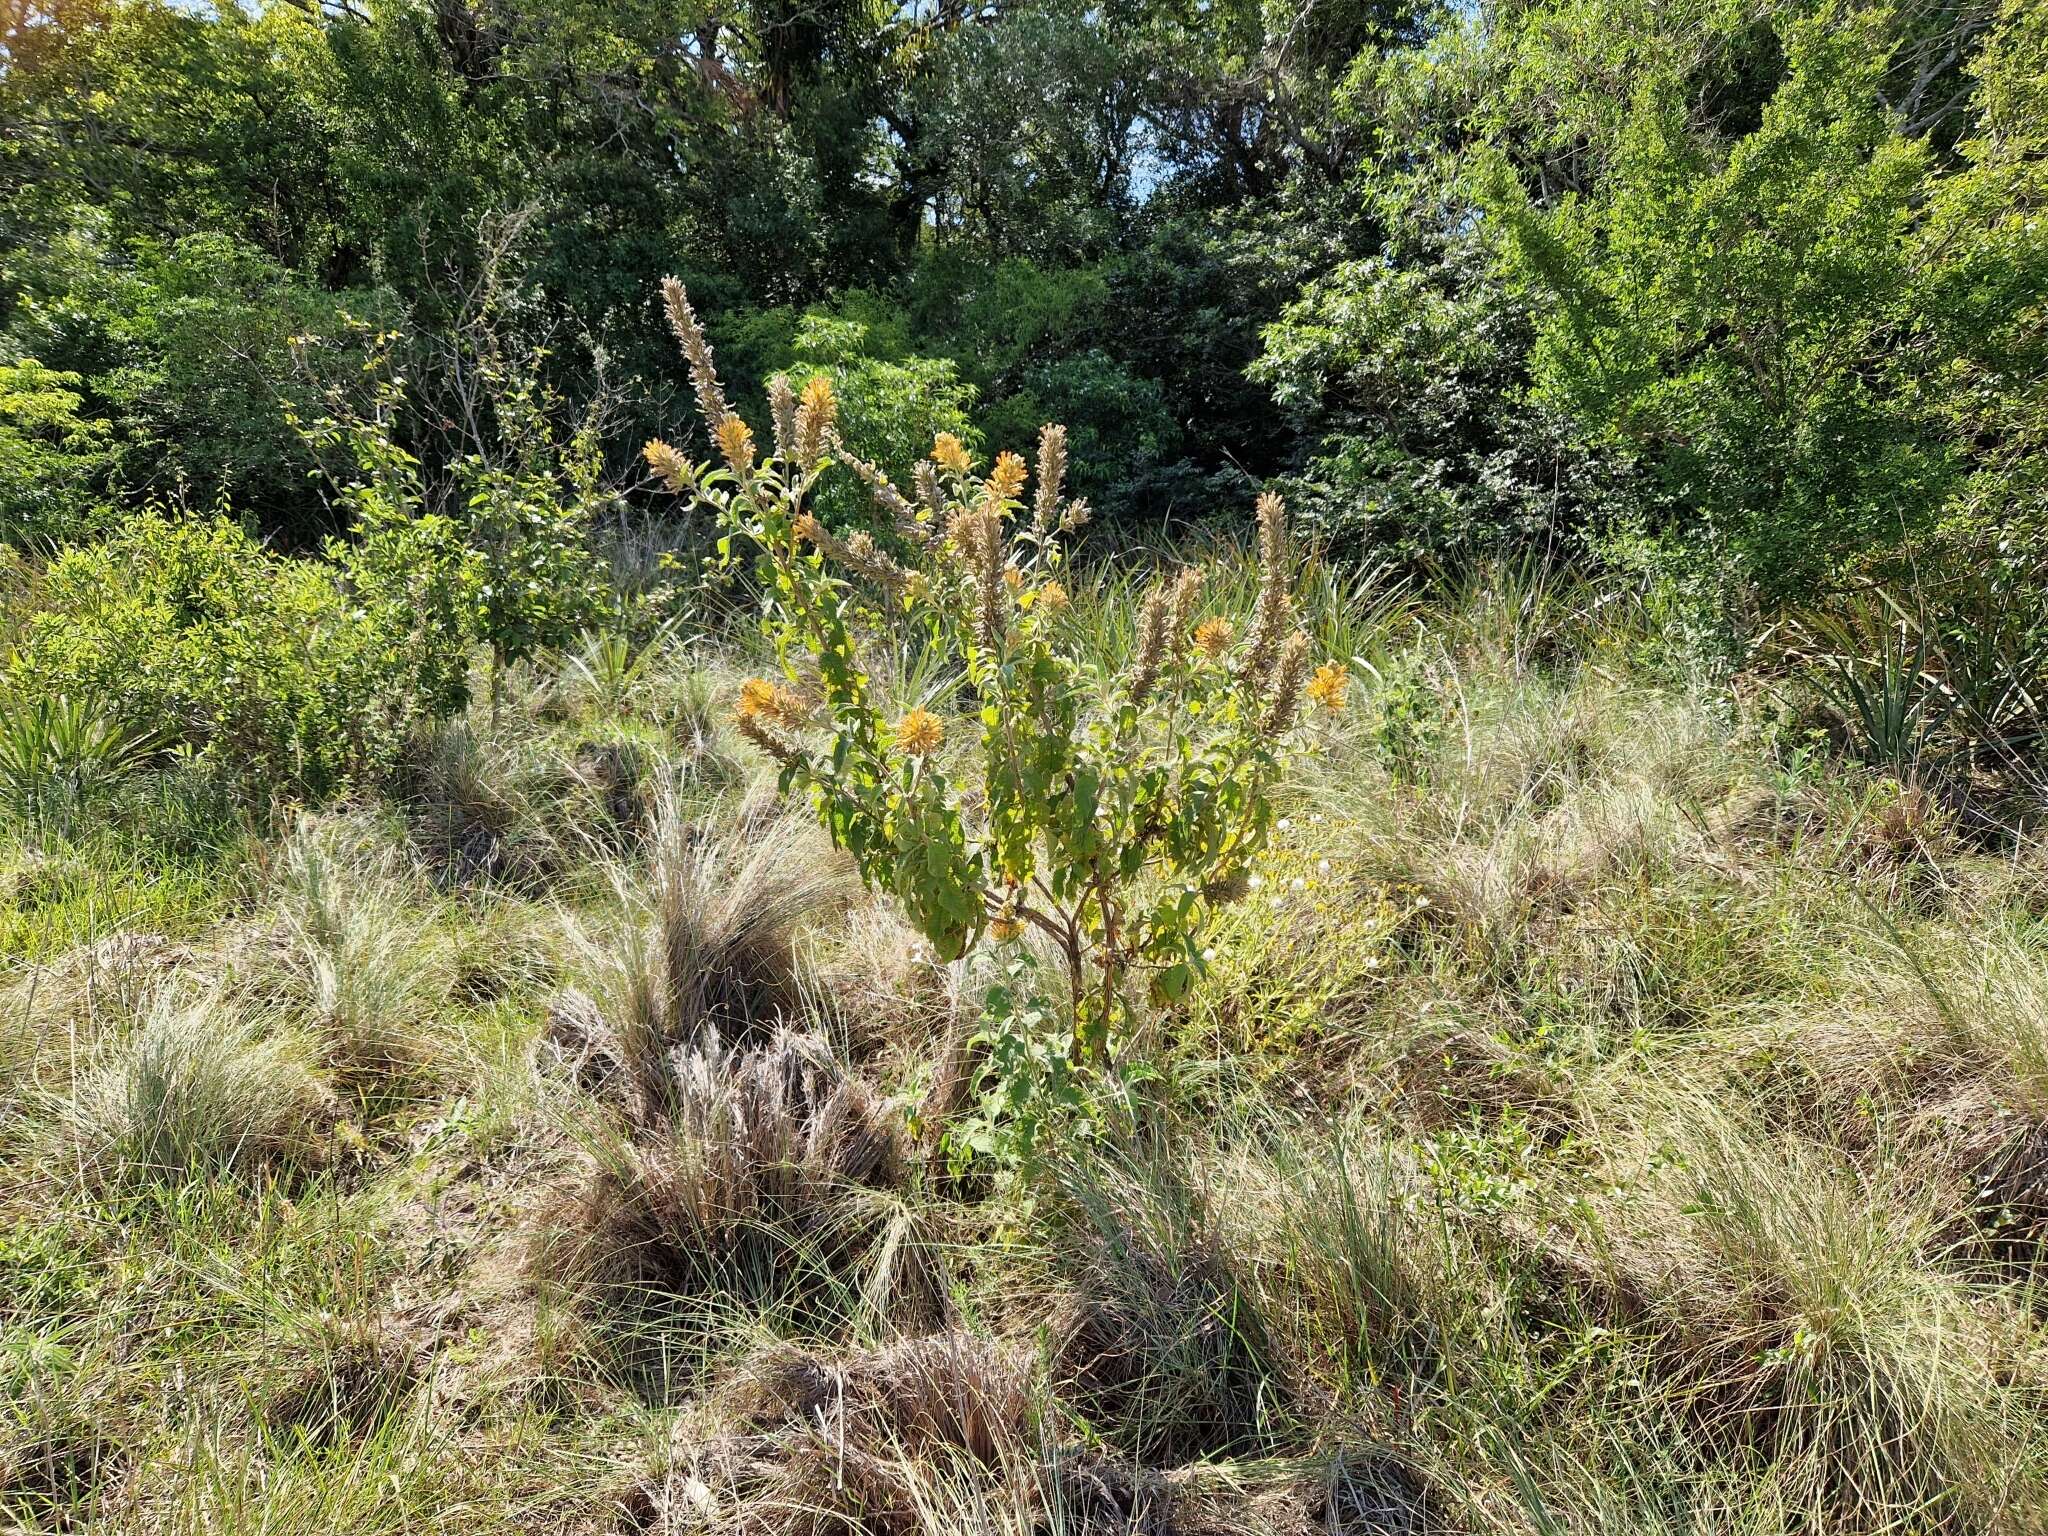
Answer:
[[4, 558, 2046, 1535]]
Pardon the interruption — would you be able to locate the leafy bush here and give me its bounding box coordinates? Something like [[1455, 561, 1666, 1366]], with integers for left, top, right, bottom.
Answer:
[[1253, 231, 1646, 565], [10, 510, 475, 802], [903, 255, 1109, 387], [298, 329, 610, 689], [650, 279, 1337, 1064], [5, 229, 385, 541], [0, 361, 112, 548], [979, 349, 1184, 525]]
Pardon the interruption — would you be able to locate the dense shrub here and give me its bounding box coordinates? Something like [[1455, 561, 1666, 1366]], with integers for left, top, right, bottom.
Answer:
[[979, 349, 1185, 525], [1245, 162, 1655, 569], [9, 510, 474, 801], [1478, 2, 2048, 604], [5, 229, 385, 542], [0, 361, 112, 548]]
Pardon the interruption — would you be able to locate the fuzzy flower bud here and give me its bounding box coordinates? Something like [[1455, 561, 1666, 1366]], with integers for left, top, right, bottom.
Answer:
[[1307, 662, 1350, 713], [737, 713, 802, 764], [737, 677, 778, 720], [643, 438, 693, 493], [1127, 586, 1171, 705], [1242, 491, 1293, 686], [989, 450, 1027, 504], [1194, 617, 1234, 658], [1202, 867, 1251, 905], [913, 461, 944, 522], [715, 414, 756, 476], [1170, 565, 1205, 639], [795, 512, 906, 594], [795, 375, 837, 467], [972, 506, 1005, 654], [932, 433, 973, 476], [894, 708, 945, 757], [836, 447, 920, 541], [737, 676, 809, 728], [768, 375, 798, 461]]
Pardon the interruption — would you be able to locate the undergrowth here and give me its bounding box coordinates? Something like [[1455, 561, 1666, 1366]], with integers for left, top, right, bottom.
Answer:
[[3, 559, 2046, 1535]]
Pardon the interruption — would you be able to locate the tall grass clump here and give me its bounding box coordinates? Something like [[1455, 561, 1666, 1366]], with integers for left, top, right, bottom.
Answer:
[[542, 784, 939, 1383], [561, 784, 847, 1118], [1039, 1144, 1291, 1464], [259, 814, 458, 1080], [61, 988, 334, 1187]]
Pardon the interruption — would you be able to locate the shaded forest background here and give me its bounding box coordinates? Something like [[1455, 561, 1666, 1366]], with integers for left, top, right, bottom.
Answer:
[[4, 0, 2041, 620]]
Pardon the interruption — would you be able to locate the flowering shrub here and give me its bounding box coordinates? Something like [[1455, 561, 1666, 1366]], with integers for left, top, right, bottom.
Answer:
[[648, 278, 1341, 1063]]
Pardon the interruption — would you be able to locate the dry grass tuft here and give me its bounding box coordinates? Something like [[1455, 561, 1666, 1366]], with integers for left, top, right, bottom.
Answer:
[[641, 1331, 1031, 1534], [1, 929, 194, 1118], [397, 714, 669, 887], [1575, 1088, 2048, 1528], [60, 986, 336, 1186], [568, 794, 848, 1124], [255, 814, 458, 1077], [546, 1026, 938, 1367], [1044, 1151, 1290, 1465]]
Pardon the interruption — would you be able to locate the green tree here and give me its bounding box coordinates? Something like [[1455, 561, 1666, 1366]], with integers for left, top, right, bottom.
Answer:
[[1473, 1, 2046, 601], [0, 360, 111, 546], [7, 230, 384, 539]]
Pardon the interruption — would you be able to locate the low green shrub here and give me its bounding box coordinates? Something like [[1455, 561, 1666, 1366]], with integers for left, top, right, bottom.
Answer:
[[9, 509, 474, 803]]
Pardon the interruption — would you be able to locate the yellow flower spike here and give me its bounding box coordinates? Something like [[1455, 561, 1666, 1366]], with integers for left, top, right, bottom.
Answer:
[[715, 414, 756, 475], [795, 375, 838, 464], [799, 374, 836, 426], [738, 676, 808, 729], [989, 450, 1028, 503], [1002, 565, 1024, 593], [931, 432, 972, 475], [1036, 580, 1070, 614], [1307, 662, 1351, 712], [1193, 616, 1234, 659], [989, 916, 1023, 942], [894, 707, 944, 757], [642, 438, 691, 491]]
